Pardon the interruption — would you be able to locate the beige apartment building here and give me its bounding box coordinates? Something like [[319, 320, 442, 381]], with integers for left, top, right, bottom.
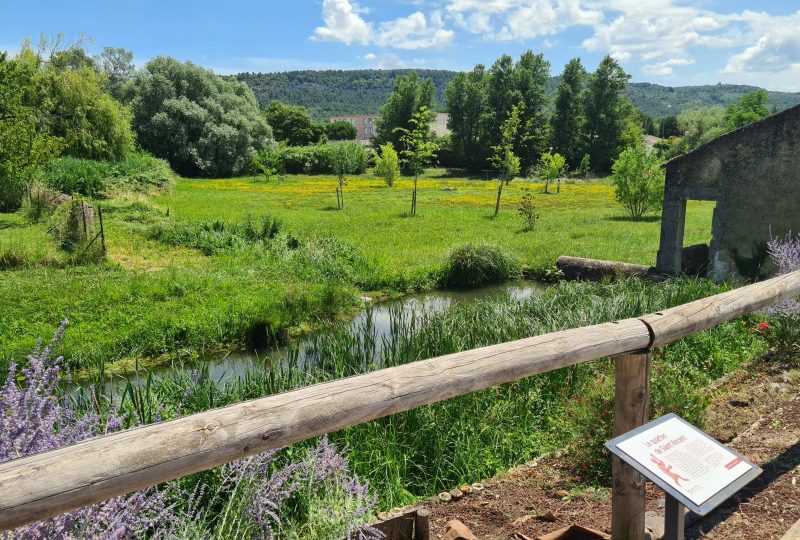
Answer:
[[329, 112, 450, 142]]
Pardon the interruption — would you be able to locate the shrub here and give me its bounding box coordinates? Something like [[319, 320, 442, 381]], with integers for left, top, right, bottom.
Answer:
[[374, 143, 400, 187], [39, 152, 174, 197], [146, 215, 282, 255], [611, 146, 665, 219], [441, 243, 522, 288], [767, 230, 800, 315], [764, 231, 800, 355], [253, 144, 370, 176], [517, 188, 538, 231], [326, 120, 357, 141]]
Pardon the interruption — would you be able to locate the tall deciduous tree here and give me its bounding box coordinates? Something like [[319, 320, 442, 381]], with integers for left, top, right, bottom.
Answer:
[[264, 101, 321, 146], [99, 47, 135, 100], [551, 58, 587, 169], [445, 65, 488, 171], [447, 51, 551, 174], [583, 55, 630, 173], [490, 104, 522, 216], [127, 56, 273, 177], [374, 71, 435, 152], [513, 51, 551, 173], [724, 90, 770, 130], [0, 52, 62, 211], [396, 106, 438, 216]]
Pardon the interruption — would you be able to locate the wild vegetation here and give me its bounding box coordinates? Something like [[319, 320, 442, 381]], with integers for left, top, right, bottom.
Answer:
[[1, 34, 797, 540]]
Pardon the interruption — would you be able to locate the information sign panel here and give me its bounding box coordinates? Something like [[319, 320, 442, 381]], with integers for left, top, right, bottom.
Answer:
[[605, 413, 761, 515]]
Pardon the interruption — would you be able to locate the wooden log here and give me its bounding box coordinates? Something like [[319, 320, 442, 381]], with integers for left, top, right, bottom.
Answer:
[[414, 508, 430, 540], [373, 510, 415, 540], [640, 270, 800, 347], [556, 255, 653, 282], [611, 350, 652, 540], [0, 318, 652, 532]]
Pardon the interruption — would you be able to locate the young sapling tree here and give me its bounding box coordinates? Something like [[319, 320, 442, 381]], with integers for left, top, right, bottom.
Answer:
[[489, 104, 522, 217], [537, 151, 567, 194], [518, 188, 539, 231], [578, 153, 591, 178], [610, 146, 665, 219], [330, 141, 363, 210], [396, 106, 438, 216]]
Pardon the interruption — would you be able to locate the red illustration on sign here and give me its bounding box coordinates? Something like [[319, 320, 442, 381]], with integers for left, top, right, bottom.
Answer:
[[650, 455, 689, 486]]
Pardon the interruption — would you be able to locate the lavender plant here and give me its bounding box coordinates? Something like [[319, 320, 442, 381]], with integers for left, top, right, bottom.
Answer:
[[0, 322, 180, 539], [767, 230, 800, 316], [1, 323, 383, 539], [203, 436, 382, 540]]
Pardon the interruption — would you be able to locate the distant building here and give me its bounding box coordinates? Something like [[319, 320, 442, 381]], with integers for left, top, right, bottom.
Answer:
[[329, 112, 450, 142], [329, 115, 379, 141]]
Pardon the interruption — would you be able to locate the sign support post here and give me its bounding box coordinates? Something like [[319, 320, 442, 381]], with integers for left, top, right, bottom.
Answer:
[[611, 350, 652, 540], [607, 414, 762, 540], [664, 494, 685, 540]]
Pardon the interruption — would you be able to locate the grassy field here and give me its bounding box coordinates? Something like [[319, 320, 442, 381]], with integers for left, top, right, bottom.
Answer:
[[0, 171, 715, 372], [158, 171, 715, 273]]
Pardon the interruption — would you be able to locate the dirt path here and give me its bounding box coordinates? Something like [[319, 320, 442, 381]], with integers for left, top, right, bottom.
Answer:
[[426, 355, 800, 539]]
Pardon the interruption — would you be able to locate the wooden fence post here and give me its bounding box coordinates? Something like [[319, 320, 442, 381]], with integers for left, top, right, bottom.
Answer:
[[612, 349, 652, 540]]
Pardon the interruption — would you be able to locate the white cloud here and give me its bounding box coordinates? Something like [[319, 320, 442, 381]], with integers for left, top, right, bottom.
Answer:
[[724, 11, 800, 75], [582, 1, 734, 66], [363, 52, 428, 69], [447, 0, 602, 40], [363, 52, 377, 60], [312, 0, 453, 50], [642, 57, 694, 78], [310, 1, 800, 89], [313, 0, 373, 45], [375, 11, 454, 49]]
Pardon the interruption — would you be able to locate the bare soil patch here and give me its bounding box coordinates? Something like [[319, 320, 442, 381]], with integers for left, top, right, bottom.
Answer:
[[426, 355, 800, 539]]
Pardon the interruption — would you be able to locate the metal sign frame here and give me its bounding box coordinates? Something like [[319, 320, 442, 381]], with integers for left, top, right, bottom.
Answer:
[[605, 413, 762, 516]]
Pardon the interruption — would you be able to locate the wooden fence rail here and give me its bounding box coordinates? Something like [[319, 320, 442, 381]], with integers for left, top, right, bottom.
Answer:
[[1, 270, 800, 535]]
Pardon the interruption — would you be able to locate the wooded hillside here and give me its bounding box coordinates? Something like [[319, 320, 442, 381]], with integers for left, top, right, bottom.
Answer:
[[234, 69, 800, 120]]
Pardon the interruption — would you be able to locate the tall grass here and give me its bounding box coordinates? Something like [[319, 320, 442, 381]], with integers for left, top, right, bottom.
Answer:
[[39, 152, 174, 198], [100, 277, 765, 508], [439, 243, 522, 288]]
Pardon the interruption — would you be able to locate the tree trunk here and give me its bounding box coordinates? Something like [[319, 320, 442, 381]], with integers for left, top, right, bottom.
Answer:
[[544, 178, 550, 194], [494, 177, 504, 217], [557, 177, 561, 194], [411, 176, 418, 216]]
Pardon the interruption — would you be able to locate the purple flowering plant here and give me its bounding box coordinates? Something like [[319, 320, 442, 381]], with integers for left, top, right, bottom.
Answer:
[[1, 322, 383, 540], [767, 230, 800, 316], [0, 321, 181, 539]]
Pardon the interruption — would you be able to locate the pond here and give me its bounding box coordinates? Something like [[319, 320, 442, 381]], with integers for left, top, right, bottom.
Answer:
[[83, 280, 544, 392]]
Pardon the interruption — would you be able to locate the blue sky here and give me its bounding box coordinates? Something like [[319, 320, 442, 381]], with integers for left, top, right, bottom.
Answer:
[[2, 1, 799, 90]]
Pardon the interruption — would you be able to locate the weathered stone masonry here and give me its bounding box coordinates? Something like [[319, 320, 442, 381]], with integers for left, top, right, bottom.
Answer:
[[656, 104, 800, 280]]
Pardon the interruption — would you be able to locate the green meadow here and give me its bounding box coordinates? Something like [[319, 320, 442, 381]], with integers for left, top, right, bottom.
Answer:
[[0, 172, 715, 373]]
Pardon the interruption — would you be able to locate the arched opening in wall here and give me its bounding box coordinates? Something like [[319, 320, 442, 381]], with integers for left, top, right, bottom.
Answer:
[[681, 199, 717, 276]]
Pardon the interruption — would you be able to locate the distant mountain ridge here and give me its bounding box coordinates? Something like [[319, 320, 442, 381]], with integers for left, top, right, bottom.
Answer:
[[233, 69, 800, 121]]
